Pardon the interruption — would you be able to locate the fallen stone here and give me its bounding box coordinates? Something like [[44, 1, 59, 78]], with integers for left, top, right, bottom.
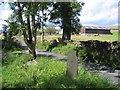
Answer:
[[26, 60, 37, 66]]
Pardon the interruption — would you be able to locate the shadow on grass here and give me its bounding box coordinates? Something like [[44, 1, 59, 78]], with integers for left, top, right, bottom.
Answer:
[[2, 81, 31, 89], [2, 75, 119, 89], [41, 75, 115, 89], [2, 54, 29, 67]]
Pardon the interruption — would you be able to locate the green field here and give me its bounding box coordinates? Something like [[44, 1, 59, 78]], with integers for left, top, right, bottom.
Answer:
[[1, 29, 119, 42], [36, 31, 120, 42]]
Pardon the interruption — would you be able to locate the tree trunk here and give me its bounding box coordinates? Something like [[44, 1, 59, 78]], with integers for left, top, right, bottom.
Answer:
[[61, 3, 72, 40], [27, 14, 36, 59], [31, 3, 37, 59], [62, 18, 71, 40], [28, 42, 36, 59], [41, 9, 44, 42], [27, 4, 32, 43]]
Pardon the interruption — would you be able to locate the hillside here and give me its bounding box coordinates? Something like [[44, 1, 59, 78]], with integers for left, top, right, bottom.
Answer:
[[105, 25, 119, 30]]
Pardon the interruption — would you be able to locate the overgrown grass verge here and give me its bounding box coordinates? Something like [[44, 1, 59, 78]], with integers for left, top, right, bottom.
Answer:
[[2, 53, 119, 88], [36, 41, 50, 51], [51, 43, 75, 55], [36, 41, 75, 55]]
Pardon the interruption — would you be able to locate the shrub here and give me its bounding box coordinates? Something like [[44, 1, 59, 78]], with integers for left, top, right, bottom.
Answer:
[[45, 28, 56, 35], [2, 37, 22, 52], [36, 40, 50, 51]]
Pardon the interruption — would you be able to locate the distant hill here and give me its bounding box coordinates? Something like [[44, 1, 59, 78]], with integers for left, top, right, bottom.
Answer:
[[105, 25, 119, 30]]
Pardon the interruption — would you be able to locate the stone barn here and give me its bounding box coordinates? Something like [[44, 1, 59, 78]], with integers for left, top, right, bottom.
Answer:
[[80, 26, 111, 35]]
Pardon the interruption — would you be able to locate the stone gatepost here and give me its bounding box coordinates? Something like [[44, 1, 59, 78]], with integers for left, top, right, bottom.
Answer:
[[66, 50, 78, 77]]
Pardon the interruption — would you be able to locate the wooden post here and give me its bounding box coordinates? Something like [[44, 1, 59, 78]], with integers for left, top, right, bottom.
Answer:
[[66, 50, 78, 77]]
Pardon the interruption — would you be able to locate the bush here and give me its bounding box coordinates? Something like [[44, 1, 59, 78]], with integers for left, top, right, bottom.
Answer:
[[2, 37, 22, 52], [45, 28, 56, 35], [36, 40, 50, 51]]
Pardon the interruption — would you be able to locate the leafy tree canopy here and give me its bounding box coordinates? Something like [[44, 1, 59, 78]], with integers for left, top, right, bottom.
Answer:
[[49, 1, 84, 39]]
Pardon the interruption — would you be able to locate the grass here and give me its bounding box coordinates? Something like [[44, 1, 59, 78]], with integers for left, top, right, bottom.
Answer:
[[72, 32, 119, 41], [51, 43, 75, 55], [1, 27, 120, 88], [37, 34, 61, 42], [2, 53, 120, 88], [18, 31, 120, 51], [36, 31, 120, 55], [105, 25, 119, 29], [36, 31, 120, 42], [36, 41, 50, 51]]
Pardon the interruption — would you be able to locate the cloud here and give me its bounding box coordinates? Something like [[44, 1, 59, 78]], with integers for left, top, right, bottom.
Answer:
[[0, 3, 12, 30], [0, 10, 12, 30], [0, 10, 12, 20], [79, 0, 119, 26], [0, 1, 119, 30]]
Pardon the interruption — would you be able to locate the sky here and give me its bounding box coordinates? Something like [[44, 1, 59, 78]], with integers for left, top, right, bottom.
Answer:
[[0, 3, 12, 30], [0, 0, 119, 30], [79, 0, 119, 26]]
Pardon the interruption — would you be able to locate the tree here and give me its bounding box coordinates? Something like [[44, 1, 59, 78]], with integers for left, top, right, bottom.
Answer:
[[49, 1, 84, 40], [2, 24, 8, 39], [36, 2, 50, 42], [2, 19, 22, 51], [3, 13, 20, 41], [8, 2, 50, 59], [46, 27, 56, 35], [16, 2, 38, 59]]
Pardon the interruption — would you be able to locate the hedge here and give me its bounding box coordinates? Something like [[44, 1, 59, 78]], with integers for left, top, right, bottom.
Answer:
[[75, 40, 120, 69]]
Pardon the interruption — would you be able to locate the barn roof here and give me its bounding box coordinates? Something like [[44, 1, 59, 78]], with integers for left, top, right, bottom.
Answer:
[[84, 26, 110, 30]]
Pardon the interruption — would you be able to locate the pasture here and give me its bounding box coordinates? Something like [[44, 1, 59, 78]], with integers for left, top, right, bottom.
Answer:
[[36, 31, 120, 42]]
